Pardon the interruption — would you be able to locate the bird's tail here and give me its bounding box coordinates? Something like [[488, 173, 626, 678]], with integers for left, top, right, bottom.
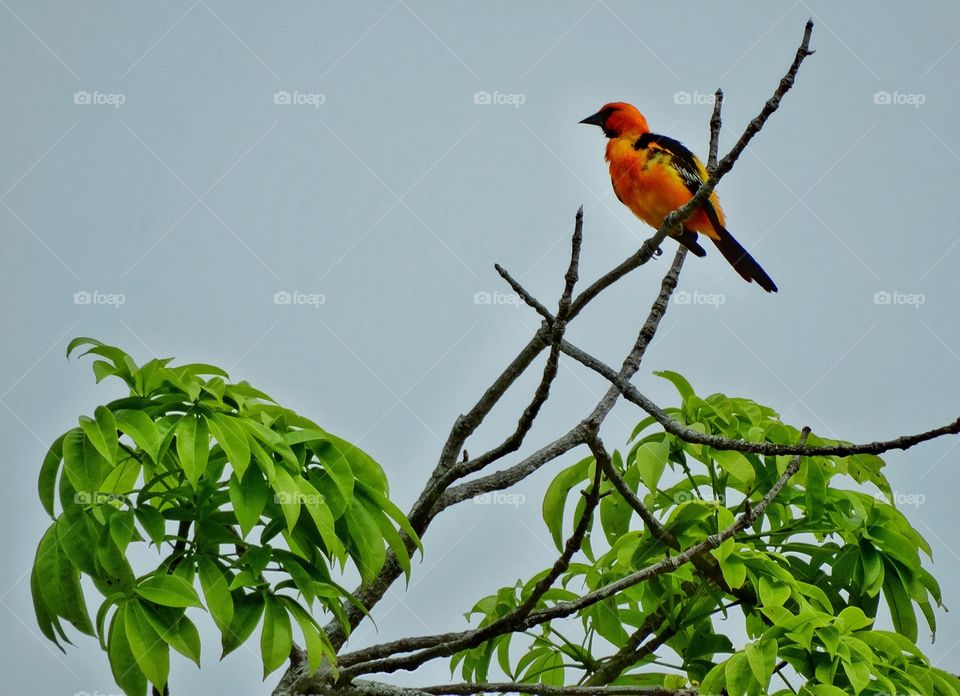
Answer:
[[711, 227, 778, 293]]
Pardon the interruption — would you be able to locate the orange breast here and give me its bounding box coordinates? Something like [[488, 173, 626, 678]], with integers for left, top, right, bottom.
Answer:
[[605, 138, 724, 240]]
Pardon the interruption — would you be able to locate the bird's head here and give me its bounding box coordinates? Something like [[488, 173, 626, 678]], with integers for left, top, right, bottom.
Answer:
[[579, 102, 649, 138]]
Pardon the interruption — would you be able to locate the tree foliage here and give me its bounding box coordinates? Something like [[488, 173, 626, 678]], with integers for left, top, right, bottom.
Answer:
[[32, 338, 419, 695], [454, 372, 957, 695]]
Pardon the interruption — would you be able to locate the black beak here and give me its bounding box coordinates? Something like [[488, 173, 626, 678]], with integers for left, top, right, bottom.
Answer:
[[579, 111, 606, 127]]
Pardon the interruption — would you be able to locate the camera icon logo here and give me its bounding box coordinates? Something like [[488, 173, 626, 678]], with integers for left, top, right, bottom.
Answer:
[[873, 91, 892, 105], [273, 91, 292, 105], [473, 91, 492, 105], [274, 291, 292, 305], [73, 90, 92, 105]]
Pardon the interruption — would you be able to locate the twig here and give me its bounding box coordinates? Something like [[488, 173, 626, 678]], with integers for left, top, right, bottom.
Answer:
[[455, 210, 584, 479], [494, 263, 555, 323], [707, 89, 724, 173]]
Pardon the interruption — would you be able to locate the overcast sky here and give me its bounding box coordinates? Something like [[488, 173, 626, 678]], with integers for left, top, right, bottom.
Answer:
[[4, 2, 960, 694]]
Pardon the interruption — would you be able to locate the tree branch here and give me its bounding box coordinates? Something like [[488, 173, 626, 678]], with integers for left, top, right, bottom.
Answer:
[[338, 461, 604, 677], [557, 337, 960, 457], [303, 17, 817, 687], [340, 430, 810, 680]]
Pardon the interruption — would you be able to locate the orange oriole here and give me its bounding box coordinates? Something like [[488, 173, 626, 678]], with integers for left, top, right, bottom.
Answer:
[[580, 102, 777, 292]]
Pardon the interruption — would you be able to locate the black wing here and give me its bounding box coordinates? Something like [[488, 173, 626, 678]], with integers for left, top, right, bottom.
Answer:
[[635, 132, 723, 233], [635, 132, 704, 196]]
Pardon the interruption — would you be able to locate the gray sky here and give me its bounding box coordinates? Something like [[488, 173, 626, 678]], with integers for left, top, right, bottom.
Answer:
[[4, 2, 960, 693]]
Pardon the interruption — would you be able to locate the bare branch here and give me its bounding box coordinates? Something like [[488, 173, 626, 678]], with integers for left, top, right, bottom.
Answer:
[[455, 209, 584, 479], [419, 683, 694, 696], [494, 263, 555, 323], [301, 680, 693, 696], [557, 337, 960, 457], [707, 88, 723, 173]]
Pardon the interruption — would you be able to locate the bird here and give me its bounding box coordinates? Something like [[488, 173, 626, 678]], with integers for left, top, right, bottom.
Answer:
[[580, 102, 777, 292]]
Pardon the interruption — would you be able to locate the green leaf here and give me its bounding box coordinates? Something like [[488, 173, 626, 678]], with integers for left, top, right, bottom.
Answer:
[[745, 637, 777, 689], [319, 434, 387, 492], [758, 576, 791, 608], [115, 410, 162, 464], [273, 466, 302, 532], [134, 506, 166, 548], [719, 553, 747, 590], [209, 413, 251, 478], [107, 605, 147, 696], [135, 575, 202, 608], [124, 601, 170, 690], [140, 603, 201, 667], [261, 595, 293, 678], [654, 369, 695, 400], [230, 468, 269, 539], [63, 428, 108, 504], [542, 456, 592, 550], [31, 564, 67, 650], [882, 564, 918, 642], [33, 524, 94, 636], [711, 448, 755, 488], [221, 592, 265, 657], [109, 508, 136, 552], [80, 405, 120, 465], [39, 433, 66, 517], [297, 477, 345, 561], [198, 557, 234, 632], [176, 414, 210, 489], [241, 418, 300, 472], [633, 437, 669, 493], [282, 597, 334, 673], [356, 480, 420, 553], [343, 498, 386, 584], [841, 656, 871, 694], [724, 652, 753, 696]]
